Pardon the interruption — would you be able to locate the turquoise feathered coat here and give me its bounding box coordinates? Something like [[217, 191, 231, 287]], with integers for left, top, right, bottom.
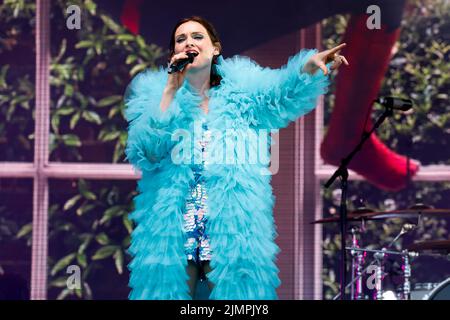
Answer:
[[124, 49, 330, 300]]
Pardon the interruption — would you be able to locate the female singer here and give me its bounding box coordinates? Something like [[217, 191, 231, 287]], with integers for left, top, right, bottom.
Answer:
[[125, 16, 348, 300]]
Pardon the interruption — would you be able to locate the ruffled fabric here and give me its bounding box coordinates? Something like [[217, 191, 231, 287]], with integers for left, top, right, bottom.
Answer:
[[125, 68, 200, 300], [127, 164, 193, 299], [215, 49, 330, 129], [124, 68, 175, 174], [125, 50, 330, 300], [204, 165, 281, 299], [123, 67, 203, 173]]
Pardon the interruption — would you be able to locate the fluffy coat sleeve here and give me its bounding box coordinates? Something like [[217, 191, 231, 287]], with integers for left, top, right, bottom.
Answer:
[[216, 49, 331, 130], [123, 68, 180, 173]]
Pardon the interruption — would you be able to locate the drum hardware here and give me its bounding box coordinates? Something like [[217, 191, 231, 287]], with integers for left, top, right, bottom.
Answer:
[[350, 226, 365, 300], [335, 247, 419, 300], [316, 205, 450, 300], [332, 222, 419, 300], [347, 247, 418, 257], [400, 249, 412, 300], [311, 208, 450, 225], [373, 248, 388, 300], [411, 282, 440, 300], [410, 278, 450, 300], [423, 278, 450, 300]]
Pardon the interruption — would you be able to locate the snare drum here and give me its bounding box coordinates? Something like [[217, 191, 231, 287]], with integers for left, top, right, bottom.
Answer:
[[425, 278, 450, 300], [412, 279, 450, 300], [410, 283, 440, 300]]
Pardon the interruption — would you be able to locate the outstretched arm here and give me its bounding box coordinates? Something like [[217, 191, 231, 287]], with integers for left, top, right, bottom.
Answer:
[[239, 43, 348, 129]]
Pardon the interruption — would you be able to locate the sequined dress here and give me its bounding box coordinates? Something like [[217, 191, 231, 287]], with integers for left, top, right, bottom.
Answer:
[[182, 116, 212, 278]]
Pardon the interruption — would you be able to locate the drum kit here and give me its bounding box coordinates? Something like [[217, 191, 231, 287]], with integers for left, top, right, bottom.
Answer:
[[312, 203, 450, 300]]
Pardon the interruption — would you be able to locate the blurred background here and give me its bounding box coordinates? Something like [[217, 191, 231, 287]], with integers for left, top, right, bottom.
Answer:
[[0, 0, 448, 299]]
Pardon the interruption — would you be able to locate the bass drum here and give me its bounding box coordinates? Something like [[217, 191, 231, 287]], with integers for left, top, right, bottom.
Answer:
[[426, 278, 450, 300]]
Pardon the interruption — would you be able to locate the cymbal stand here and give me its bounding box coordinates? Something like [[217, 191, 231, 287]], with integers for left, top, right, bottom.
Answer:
[[350, 226, 365, 300], [374, 249, 386, 300], [400, 250, 412, 300]]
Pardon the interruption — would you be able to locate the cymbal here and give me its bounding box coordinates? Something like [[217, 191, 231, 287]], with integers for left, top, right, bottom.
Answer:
[[407, 202, 434, 210], [368, 208, 450, 220], [407, 240, 450, 253], [311, 212, 379, 224], [352, 206, 375, 214], [311, 208, 450, 224]]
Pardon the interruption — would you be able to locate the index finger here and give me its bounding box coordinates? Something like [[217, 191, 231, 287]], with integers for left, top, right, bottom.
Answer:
[[327, 43, 347, 55]]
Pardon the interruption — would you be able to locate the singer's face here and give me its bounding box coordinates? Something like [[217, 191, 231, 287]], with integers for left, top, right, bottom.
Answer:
[[173, 21, 220, 73]]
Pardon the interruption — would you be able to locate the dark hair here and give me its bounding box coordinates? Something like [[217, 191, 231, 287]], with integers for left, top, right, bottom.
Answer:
[[168, 16, 222, 87]]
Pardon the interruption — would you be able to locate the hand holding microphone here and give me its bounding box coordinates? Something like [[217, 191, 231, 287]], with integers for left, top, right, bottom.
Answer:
[[168, 51, 198, 74], [165, 51, 198, 93]]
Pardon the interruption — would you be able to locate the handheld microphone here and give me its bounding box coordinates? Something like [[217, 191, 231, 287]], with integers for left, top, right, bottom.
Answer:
[[374, 96, 413, 111], [168, 52, 198, 74]]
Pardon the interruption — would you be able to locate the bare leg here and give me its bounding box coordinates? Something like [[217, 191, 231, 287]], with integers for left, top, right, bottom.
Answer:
[[186, 260, 199, 299], [203, 261, 215, 292]]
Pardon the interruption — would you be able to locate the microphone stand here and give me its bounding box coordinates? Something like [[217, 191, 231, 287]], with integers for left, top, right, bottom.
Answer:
[[324, 105, 394, 300]]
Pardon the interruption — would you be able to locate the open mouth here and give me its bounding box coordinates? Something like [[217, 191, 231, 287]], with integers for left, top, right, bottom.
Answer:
[[185, 50, 199, 55]]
